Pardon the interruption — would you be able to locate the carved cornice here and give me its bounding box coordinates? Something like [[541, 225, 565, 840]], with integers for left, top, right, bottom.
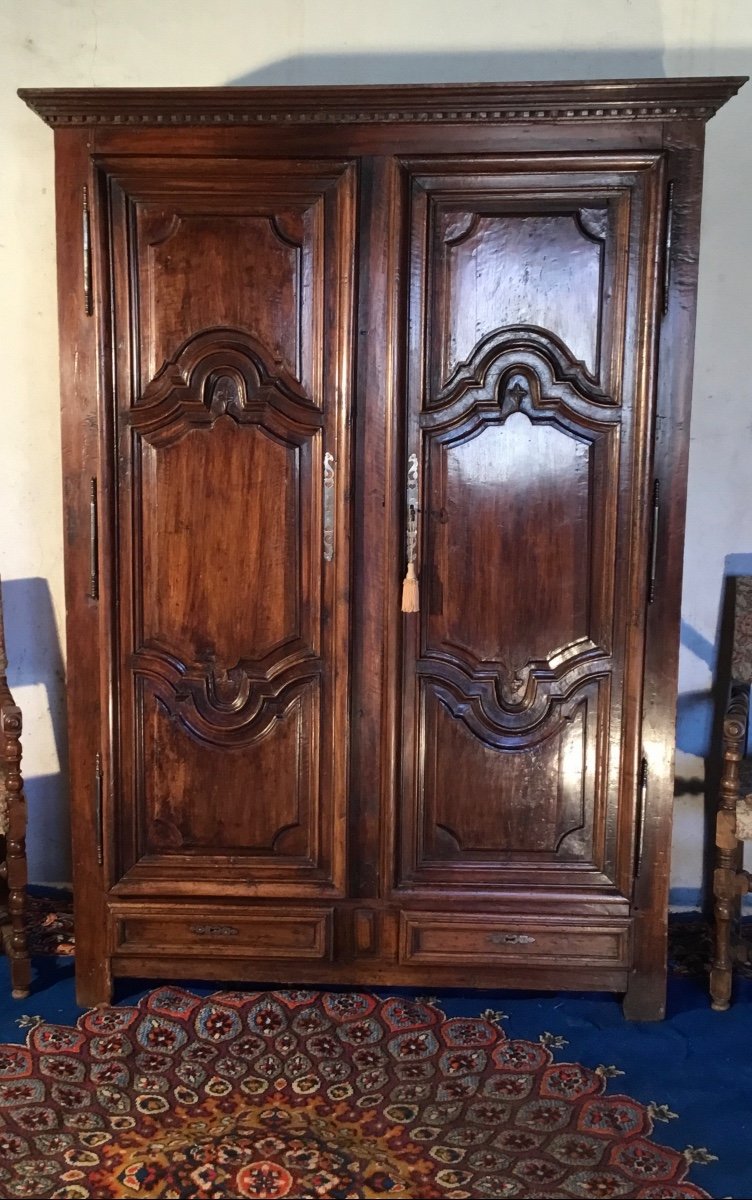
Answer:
[[18, 78, 746, 129]]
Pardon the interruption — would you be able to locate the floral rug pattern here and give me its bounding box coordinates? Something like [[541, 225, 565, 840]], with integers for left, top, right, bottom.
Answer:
[[0, 987, 714, 1199], [24, 893, 74, 957]]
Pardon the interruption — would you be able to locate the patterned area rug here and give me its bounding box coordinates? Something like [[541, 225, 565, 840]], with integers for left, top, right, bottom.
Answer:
[[668, 917, 752, 979], [0, 987, 712, 1199], [24, 893, 74, 957]]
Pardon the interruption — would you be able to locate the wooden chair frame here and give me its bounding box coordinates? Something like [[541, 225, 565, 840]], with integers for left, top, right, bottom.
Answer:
[[0, 586, 31, 999], [710, 578, 752, 1011]]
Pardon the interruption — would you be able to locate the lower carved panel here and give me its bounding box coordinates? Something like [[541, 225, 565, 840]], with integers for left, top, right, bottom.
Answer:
[[401, 680, 605, 889], [115, 677, 345, 892], [140, 679, 316, 859]]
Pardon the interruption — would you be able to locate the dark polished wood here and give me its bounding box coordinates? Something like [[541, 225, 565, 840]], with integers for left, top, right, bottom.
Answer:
[[397, 156, 659, 916], [21, 79, 745, 1016]]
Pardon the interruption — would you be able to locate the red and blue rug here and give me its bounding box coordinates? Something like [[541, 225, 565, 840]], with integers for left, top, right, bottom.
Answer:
[[0, 985, 717, 1199]]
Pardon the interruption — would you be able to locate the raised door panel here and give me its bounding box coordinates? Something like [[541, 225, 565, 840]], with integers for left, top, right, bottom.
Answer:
[[101, 158, 355, 896], [396, 155, 662, 897]]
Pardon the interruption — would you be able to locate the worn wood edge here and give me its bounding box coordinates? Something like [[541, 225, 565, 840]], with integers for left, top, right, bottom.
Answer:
[[53, 129, 111, 1007], [18, 78, 747, 128], [626, 126, 708, 1020]]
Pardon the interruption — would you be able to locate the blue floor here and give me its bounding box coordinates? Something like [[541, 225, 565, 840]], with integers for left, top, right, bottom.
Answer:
[[1, 955, 751, 1199]]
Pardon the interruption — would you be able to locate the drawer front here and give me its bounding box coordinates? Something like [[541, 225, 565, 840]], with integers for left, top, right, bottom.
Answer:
[[112, 905, 333, 960], [400, 912, 629, 969]]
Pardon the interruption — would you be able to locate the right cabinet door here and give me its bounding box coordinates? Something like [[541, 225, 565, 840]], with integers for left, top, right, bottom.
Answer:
[[396, 154, 664, 907]]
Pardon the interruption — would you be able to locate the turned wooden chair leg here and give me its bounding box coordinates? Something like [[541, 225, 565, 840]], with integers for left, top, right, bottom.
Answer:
[[710, 892, 734, 1011], [7, 823, 30, 999]]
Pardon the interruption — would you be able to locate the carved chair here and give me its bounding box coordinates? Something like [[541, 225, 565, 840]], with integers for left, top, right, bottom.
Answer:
[[0, 578, 30, 998], [710, 575, 752, 1010]]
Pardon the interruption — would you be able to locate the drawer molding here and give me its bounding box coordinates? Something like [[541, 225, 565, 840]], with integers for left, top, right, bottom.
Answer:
[[111, 904, 333, 961], [400, 912, 630, 969]]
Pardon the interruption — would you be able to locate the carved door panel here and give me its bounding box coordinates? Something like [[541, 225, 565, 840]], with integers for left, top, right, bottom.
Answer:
[[103, 157, 355, 897], [397, 156, 663, 898]]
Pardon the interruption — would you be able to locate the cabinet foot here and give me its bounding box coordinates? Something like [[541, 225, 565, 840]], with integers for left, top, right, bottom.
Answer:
[[622, 972, 666, 1021], [75, 963, 113, 1009]]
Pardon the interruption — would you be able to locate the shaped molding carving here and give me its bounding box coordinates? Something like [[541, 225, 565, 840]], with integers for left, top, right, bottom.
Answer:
[[575, 206, 610, 243], [419, 642, 608, 743], [133, 642, 321, 747], [428, 325, 616, 419], [128, 327, 322, 447]]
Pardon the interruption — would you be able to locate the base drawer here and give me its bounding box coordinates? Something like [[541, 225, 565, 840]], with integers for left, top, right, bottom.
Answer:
[[111, 904, 333, 961], [400, 912, 630, 969]]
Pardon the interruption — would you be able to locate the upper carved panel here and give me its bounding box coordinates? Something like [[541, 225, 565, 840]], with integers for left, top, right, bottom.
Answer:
[[409, 168, 635, 404], [138, 209, 311, 392], [19, 79, 746, 126], [436, 209, 606, 384]]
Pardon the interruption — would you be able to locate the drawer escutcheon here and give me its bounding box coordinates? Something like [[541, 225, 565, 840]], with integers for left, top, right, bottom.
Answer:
[[190, 924, 239, 937]]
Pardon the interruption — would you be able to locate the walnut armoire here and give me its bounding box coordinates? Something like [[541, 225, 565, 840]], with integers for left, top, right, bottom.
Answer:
[[20, 78, 745, 1018]]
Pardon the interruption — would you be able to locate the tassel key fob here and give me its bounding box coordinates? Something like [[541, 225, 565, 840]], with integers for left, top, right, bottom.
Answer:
[[401, 453, 420, 613]]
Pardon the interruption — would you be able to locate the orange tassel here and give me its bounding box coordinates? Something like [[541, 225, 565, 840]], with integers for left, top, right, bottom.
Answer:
[[401, 561, 419, 612]]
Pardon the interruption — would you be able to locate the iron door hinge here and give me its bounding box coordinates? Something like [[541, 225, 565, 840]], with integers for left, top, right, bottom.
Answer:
[[662, 180, 675, 315], [648, 479, 660, 604], [635, 756, 648, 878], [94, 752, 104, 866], [89, 478, 99, 600], [82, 185, 93, 316]]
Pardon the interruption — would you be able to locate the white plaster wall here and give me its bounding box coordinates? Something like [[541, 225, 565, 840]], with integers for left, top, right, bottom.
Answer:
[[1, 0, 750, 895]]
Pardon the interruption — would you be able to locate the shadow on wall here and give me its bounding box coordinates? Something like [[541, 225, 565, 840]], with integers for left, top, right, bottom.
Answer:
[[224, 41, 752, 88], [0, 577, 69, 886], [227, 49, 674, 86], [676, 554, 752, 768]]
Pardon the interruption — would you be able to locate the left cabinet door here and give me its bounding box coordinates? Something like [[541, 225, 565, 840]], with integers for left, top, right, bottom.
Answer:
[[98, 156, 356, 899]]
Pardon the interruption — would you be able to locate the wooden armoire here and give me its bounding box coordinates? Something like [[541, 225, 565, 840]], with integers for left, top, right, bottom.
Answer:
[[21, 79, 744, 1018]]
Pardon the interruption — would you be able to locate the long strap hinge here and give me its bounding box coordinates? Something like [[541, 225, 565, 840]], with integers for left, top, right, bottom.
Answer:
[[82, 185, 93, 316], [94, 752, 104, 866], [662, 180, 675, 315], [635, 756, 648, 878], [89, 478, 99, 600], [648, 479, 660, 604]]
